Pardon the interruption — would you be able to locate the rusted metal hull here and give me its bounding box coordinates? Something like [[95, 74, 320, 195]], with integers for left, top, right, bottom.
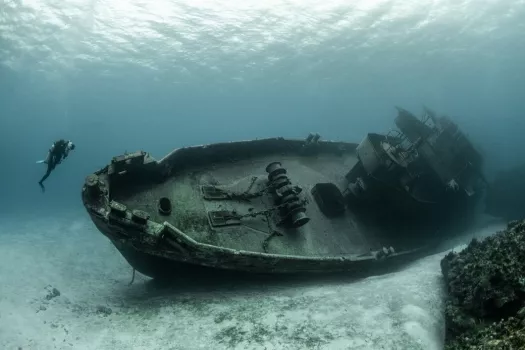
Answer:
[[87, 208, 432, 279]]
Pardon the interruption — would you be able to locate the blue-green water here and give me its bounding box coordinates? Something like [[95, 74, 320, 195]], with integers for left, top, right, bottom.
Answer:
[[0, 1, 523, 349], [1, 0, 524, 214]]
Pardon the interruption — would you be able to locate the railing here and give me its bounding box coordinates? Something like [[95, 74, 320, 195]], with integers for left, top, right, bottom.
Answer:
[[384, 129, 419, 165]]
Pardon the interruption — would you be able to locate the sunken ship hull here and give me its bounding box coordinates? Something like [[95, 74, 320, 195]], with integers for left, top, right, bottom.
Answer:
[[82, 107, 486, 279], [89, 212, 432, 279]]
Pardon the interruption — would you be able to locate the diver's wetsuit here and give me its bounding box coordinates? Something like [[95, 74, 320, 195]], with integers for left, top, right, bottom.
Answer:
[[38, 139, 69, 192]]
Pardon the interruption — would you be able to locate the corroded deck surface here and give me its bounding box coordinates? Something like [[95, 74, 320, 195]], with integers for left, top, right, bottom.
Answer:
[[113, 153, 380, 257]]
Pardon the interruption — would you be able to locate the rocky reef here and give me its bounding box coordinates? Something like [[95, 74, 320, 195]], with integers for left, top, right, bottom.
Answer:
[[441, 220, 525, 349]]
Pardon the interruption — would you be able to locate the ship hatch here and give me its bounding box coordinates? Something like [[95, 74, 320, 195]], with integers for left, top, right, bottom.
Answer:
[[201, 185, 230, 200], [208, 210, 242, 227], [311, 183, 346, 217]]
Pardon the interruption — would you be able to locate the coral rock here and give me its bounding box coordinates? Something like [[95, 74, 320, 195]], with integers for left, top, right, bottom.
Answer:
[[441, 219, 525, 349]]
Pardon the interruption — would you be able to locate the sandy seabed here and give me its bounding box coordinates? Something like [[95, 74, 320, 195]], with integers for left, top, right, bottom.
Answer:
[[0, 212, 504, 350]]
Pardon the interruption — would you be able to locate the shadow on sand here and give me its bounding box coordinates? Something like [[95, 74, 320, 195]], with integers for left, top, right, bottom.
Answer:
[[114, 257, 420, 309], [109, 219, 507, 312]]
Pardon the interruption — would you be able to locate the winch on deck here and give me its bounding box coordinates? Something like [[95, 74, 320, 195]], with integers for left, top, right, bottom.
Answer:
[[201, 161, 311, 232]]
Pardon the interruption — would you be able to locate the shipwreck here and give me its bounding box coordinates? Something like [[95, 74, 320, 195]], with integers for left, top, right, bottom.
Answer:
[[81, 107, 487, 279]]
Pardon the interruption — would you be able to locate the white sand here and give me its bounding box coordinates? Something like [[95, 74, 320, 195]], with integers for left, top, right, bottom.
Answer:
[[0, 214, 504, 350]]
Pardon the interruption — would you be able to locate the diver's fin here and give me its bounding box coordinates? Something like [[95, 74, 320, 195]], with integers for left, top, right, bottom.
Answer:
[[36, 160, 45, 164]]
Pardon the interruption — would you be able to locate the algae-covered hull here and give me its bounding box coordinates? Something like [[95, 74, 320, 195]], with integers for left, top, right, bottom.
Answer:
[[81, 108, 486, 279], [87, 196, 431, 279]]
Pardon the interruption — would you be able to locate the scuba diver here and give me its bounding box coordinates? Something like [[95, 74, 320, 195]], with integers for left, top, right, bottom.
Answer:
[[37, 139, 76, 192]]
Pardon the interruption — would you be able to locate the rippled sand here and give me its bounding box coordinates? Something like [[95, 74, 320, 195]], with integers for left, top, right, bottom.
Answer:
[[0, 214, 504, 350]]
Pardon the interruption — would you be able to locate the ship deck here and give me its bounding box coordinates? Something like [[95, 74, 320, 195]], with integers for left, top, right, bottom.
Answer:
[[112, 152, 385, 257]]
